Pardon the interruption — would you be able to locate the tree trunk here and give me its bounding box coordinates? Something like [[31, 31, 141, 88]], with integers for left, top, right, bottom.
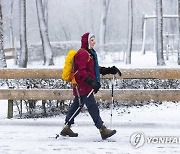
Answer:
[[178, 0, 180, 65], [126, 0, 133, 64], [36, 0, 54, 66], [99, 0, 110, 45], [19, 0, 28, 68], [43, 0, 48, 30], [0, 1, 6, 68], [9, 0, 14, 48], [89, 0, 95, 33], [156, 0, 165, 66], [0, 0, 12, 118]]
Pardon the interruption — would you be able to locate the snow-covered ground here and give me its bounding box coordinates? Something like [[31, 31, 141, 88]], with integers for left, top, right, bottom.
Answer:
[[6, 51, 180, 68], [0, 51, 180, 154], [1, 101, 180, 154]]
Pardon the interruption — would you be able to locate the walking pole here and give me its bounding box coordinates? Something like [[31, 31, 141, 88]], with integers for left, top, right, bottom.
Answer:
[[87, 89, 94, 98], [56, 86, 82, 139], [110, 75, 115, 129]]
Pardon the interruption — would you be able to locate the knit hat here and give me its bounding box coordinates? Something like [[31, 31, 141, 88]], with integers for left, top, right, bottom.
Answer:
[[88, 33, 95, 42]]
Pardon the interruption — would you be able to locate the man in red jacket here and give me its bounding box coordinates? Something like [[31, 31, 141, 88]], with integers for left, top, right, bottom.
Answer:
[[60, 32, 121, 139]]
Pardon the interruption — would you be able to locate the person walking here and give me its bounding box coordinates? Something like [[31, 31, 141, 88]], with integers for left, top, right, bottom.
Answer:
[[60, 32, 121, 139]]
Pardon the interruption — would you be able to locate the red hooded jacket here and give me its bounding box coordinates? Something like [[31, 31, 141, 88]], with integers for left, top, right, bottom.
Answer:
[[73, 33, 96, 96]]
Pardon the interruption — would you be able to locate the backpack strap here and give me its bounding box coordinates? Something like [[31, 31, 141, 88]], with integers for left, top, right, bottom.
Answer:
[[84, 49, 91, 62], [72, 49, 91, 85]]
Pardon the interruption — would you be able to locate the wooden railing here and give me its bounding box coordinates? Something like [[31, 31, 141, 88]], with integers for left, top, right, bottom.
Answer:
[[0, 68, 179, 118], [0, 68, 179, 79]]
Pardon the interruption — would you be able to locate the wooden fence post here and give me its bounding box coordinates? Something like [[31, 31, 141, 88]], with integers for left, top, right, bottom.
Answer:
[[7, 100, 13, 119], [7, 86, 14, 119]]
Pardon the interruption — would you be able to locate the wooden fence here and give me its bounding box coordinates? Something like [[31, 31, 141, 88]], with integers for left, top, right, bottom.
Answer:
[[0, 68, 179, 118]]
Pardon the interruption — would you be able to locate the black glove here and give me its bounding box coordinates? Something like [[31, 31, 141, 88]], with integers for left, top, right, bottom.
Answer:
[[109, 66, 122, 76], [100, 67, 111, 75], [84, 76, 101, 93], [100, 66, 122, 76]]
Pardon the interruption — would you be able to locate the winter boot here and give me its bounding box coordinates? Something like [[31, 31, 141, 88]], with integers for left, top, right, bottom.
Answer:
[[60, 125, 78, 137], [99, 125, 116, 140]]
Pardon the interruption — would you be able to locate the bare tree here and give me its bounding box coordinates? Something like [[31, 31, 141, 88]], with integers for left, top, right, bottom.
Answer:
[[89, 0, 95, 32], [9, 0, 14, 48], [43, 0, 48, 30], [99, 0, 110, 45], [156, 0, 165, 66], [178, 0, 180, 65], [19, 0, 28, 68], [0, 0, 6, 68], [126, 0, 133, 64], [36, 0, 54, 66]]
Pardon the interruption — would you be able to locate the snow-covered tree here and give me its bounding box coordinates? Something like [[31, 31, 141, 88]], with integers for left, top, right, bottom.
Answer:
[[36, 0, 54, 66], [19, 0, 28, 68], [99, 0, 110, 45], [0, 0, 7, 68], [156, 0, 165, 66], [126, 0, 133, 64]]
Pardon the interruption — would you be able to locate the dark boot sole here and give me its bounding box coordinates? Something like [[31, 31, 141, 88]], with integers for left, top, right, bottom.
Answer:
[[102, 130, 116, 140], [60, 132, 78, 137]]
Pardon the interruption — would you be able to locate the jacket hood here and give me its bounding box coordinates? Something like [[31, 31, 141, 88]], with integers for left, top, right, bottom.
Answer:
[[81, 32, 89, 50]]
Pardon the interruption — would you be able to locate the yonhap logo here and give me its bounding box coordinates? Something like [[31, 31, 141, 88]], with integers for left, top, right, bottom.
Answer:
[[130, 132, 180, 148], [130, 132, 145, 148]]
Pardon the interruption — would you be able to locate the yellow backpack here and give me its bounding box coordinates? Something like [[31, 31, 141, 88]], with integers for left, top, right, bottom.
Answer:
[[62, 49, 77, 85]]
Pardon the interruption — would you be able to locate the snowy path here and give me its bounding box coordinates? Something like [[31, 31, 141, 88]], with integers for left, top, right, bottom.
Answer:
[[0, 118, 180, 153], [1, 102, 180, 154], [0, 121, 180, 154]]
